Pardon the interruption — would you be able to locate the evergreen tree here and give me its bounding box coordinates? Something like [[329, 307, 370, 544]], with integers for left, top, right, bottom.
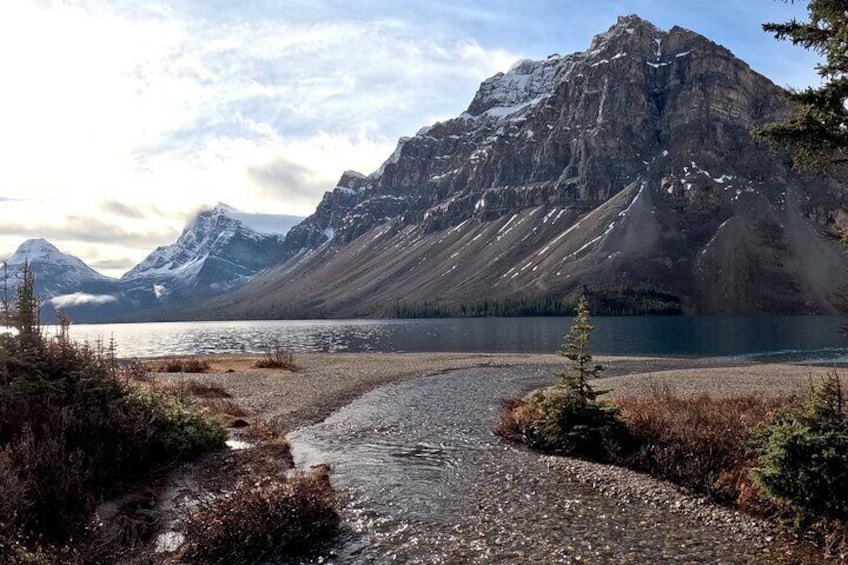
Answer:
[[556, 295, 604, 399], [754, 1, 848, 172], [13, 262, 41, 351], [524, 295, 622, 459]]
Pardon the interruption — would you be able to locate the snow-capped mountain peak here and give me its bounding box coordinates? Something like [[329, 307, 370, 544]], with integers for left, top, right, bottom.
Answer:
[[6, 239, 112, 284], [8, 238, 62, 265], [121, 204, 303, 297]]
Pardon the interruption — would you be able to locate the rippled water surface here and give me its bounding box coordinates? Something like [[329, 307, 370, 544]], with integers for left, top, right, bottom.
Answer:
[[289, 367, 792, 564], [61, 315, 848, 361]]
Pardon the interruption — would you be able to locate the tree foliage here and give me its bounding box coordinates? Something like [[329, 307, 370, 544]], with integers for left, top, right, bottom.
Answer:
[[752, 373, 848, 521], [555, 295, 605, 397], [754, 1, 848, 171], [521, 296, 623, 460]]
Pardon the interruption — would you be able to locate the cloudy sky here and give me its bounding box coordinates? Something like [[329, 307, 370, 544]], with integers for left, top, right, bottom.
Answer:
[[0, 0, 818, 277]]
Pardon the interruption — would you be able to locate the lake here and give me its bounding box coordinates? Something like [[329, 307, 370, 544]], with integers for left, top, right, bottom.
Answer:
[[56, 316, 848, 362]]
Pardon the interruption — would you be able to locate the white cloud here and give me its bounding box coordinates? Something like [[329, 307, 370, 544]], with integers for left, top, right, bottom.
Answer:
[[0, 1, 518, 276], [49, 293, 118, 308], [2, 0, 817, 283]]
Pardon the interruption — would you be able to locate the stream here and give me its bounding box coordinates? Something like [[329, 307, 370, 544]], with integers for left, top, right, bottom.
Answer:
[[288, 366, 803, 564]]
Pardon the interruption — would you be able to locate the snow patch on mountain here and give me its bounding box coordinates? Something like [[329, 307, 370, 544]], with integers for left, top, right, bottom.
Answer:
[[213, 203, 302, 236], [461, 15, 662, 123]]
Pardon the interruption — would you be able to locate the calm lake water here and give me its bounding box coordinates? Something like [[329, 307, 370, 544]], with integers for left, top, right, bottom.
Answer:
[[57, 316, 848, 362]]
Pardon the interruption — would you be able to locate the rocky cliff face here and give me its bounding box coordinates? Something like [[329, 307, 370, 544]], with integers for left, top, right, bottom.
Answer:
[[209, 15, 848, 318]]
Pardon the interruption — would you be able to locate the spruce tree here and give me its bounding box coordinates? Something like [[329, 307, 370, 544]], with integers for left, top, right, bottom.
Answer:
[[526, 295, 620, 459], [556, 295, 604, 400], [12, 262, 41, 353], [754, 1, 848, 172]]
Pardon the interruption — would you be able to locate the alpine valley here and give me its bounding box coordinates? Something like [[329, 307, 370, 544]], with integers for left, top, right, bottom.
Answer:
[[9, 14, 848, 321]]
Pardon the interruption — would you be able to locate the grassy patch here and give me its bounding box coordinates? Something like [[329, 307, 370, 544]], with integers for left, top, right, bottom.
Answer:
[[158, 378, 232, 399], [616, 390, 795, 503]]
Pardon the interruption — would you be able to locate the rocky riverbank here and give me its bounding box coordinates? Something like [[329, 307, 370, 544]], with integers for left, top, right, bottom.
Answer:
[[153, 352, 793, 431], [152, 352, 838, 562]]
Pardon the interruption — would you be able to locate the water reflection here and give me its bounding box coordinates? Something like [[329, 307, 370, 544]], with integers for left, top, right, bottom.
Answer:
[[55, 316, 848, 361]]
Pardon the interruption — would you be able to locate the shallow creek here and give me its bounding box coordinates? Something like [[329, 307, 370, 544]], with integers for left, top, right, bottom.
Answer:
[[289, 366, 808, 564]]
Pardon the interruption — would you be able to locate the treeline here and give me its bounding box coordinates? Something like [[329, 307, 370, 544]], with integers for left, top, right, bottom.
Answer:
[[383, 289, 683, 318], [586, 288, 683, 316]]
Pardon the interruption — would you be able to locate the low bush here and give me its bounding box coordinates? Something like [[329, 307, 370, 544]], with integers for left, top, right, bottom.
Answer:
[[494, 396, 538, 442], [752, 373, 848, 522], [0, 266, 226, 555], [152, 357, 211, 373], [254, 340, 297, 370], [503, 387, 626, 461], [159, 378, 231, 399], [180, 468, 339, 563], [123, 387, 227, 459]]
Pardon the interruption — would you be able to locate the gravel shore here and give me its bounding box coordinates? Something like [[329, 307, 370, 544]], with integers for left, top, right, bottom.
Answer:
[[155, 352, 835, 431], [153, 353, 839, 562]]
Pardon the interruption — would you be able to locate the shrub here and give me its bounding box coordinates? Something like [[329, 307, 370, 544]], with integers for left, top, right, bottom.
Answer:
[[182, 358, 211, 373], [752, 373, 848, 521], [153, 357, 211, 373], [122, 388, 227, 459], [523, 386, 625, 461], [0, 266, 226, 552], [159, 379, 231, 399], [161, 358, 185, 373], [494, 397, 539, 442], [254, 340, 297, 370], [180, 468, 339, 563]]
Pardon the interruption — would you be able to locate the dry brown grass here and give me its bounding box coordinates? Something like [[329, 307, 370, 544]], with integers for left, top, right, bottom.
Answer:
[[147, 357, 212, 374], [144, 354, 301, 374], [157, 379, 231, 399], [495, 397, 543, 442], [616, 391, 797, 502], [253, 341, 298, 371], [179, 467, 337, 563], [496, 383, 798, 510]]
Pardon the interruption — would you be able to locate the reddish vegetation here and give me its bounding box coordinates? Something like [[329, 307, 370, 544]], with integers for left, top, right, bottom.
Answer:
[[179, 468, 338, 563]]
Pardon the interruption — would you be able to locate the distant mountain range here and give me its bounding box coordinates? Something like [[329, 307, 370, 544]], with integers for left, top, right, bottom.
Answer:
[[7, 14, 848, 322], [3, 204, 302, 322]]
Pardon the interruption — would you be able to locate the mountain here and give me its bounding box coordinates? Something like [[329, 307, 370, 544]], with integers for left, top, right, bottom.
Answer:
[[206, 14, 848, 318], [121, 204, 301, 306], [4, 239, 122, 318], [4, 205, 303, 322]]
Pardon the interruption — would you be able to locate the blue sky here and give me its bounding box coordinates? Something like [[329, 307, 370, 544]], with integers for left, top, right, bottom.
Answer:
[[0, 0, 819, 276]]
